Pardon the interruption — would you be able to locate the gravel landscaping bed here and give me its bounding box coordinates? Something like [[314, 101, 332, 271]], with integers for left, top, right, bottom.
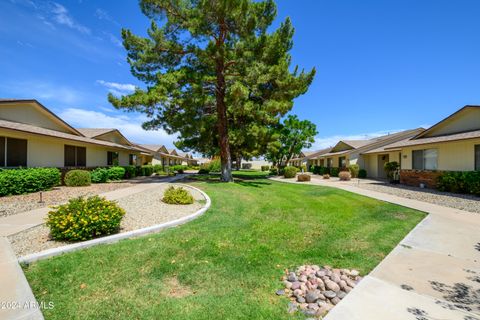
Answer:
[[355, 181, 480, 213], [8, 183, 205, 257], [0, 181, 136, 217], [278, 264, 362, 318]]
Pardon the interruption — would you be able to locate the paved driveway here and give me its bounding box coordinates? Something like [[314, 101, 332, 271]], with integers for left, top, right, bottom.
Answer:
[[272, 176, 480, 320]]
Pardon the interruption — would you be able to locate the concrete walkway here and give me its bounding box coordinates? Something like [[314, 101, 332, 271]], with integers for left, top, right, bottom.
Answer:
[[0, 174, 190, 320], [271, 176, 480, 320]]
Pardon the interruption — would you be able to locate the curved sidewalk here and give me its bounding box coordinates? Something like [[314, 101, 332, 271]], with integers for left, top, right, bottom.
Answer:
[[0, 174, 192, 320], [272, 176, 480, 320]]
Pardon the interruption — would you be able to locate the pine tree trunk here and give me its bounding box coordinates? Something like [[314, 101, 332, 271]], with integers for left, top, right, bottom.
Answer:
[[215, 55, 233, 182], [236, 155, 242, 171]]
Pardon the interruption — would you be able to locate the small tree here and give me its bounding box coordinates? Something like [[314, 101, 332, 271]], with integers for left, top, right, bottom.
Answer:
[[266, 115, 317, 168], [384, 161, 399, 182]]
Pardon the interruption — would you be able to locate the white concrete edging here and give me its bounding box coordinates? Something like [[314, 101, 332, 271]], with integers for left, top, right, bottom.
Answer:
[[18, 184, 210, 264]]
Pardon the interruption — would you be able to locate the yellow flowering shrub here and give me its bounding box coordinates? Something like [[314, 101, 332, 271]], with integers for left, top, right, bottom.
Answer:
[[46, 195, 125, 241], [162, 186, 194, 205]]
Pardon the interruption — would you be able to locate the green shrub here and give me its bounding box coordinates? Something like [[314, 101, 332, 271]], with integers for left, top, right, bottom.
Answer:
[[172, 165, 188, 173], [65, 170, 91, 187], [437, 171, 480, 195], [140, 165, 154, 176], [123, 166, 136, 179], [162, 186, 194, 205], [0, 168, 60, 196], [384, 162, 399, 181], [348, 164, 360, 178], [107, 167, 126, 181], [198, 168, 210, 174], [153, 164, 163, 173], [261, 165, 270, 171], [208, 159, 221, 172], [330, 167, 340, 177], [269, 167, 278, 175], [90, 168, 108, 183], [47, 196, 125, 241], [358, 169, 367, 179], [284, 166, 299, 178]]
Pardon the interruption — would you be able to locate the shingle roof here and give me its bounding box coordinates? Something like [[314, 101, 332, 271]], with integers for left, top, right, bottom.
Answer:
[[341, 140, 371, 149], [139, 144, 163, 152], [76, 128, 116, 138], [0, 119, 142, 152], [385, 129, 480, 149]]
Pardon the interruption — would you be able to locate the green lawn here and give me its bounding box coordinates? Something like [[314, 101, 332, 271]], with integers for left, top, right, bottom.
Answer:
[[24, 171, 425, 320]]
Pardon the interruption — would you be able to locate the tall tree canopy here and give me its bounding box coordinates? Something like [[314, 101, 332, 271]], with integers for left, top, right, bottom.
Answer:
[[266, 114, 317, 167], [109, 0, 315, 181]]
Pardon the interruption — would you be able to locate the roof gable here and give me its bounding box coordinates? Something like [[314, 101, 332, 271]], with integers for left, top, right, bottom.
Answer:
[[415, 106, 480, 139], [0, 99, 81, 135], [92, 129, 132, 146]]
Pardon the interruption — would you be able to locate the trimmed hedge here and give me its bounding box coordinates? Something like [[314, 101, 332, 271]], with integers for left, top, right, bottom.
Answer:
[[65, 170, 91, 187], [140, 165, 154, 176], [0, 168, 60, 196], [358, 169, 367, 179], [284, 166, 299, 178], [437, 171, 480, 195], [107, 167, 126, 181], [330, 167, 340, 177], [91, 168, 108, 183], [122, 166, 136, 179], [47, 195, 125, 241]]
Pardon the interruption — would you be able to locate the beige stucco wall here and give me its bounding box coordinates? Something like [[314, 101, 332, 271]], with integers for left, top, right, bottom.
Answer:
[[0, 104, 73, 133], [0, 129, 139, 167], [422, 108, 480, 138], [361, 152, 401, 178], [400, 138, 480, 171]]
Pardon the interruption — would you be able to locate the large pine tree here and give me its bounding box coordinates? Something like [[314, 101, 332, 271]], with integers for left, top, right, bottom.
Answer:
[[109, 0, 315, 181]]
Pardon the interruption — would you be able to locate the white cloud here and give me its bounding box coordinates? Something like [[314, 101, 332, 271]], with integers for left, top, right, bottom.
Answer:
[[96, 80, 136, 96], [95, 8, 119, 26], [59, 107, 177, 146], [51, 2, 90, 34], [0, 81, 85, 105], [309, 129, 404, 150], [103, 32, 123, 47]]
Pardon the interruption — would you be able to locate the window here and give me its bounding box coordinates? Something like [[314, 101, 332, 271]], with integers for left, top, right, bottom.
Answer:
[[412, 149, 437, 170], [64, 145, 86, 167], [475, 145, 480, 171], [1, 137, 28, 167], [0, 137, 4, 167], [107, 151, 119, 166], [320, 159, 325, 167], [327, 158, 333, 168], [339, 156, 346, 168], [129, 154, 137, 166]]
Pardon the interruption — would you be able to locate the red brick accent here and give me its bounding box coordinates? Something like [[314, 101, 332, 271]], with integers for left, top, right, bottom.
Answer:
[[400, 170, 443, 189]]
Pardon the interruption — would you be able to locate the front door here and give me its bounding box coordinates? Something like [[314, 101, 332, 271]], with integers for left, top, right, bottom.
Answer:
[[377, 154, 389, 179]]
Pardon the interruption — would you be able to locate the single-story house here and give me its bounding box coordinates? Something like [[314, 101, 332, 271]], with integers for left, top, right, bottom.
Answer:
[[138, 144, 190, 166], [382, 105, 480, 187], [0, 99, 145, 168], [313, 128, 424, 179]]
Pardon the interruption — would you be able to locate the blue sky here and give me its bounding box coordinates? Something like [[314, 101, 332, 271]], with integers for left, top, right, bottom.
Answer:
[[1, 0, 479, 149]]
